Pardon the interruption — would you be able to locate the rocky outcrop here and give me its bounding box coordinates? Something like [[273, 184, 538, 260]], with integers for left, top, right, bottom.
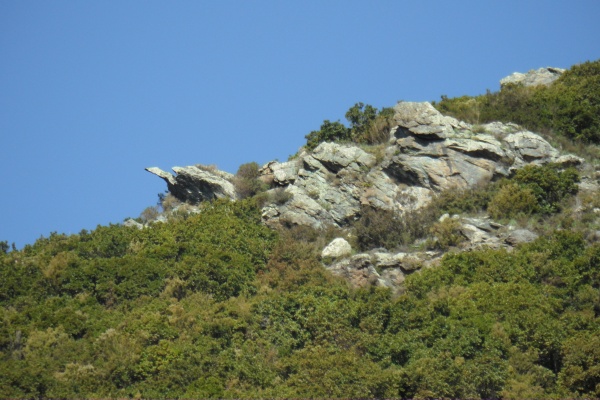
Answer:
[[393, 101, 472, 140], [325, 250, 441, 295], [321, 216, 543, 293], [146, 97, 585, 294], [146, 165, 237, 203], [147, 102, 581, 231], [258, 102, 582, 230], [500, 67, 565, 88]]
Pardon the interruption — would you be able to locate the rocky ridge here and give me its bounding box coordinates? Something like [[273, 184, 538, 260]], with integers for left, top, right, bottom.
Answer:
[[146, 70, 588, 292], [257, 101, 581, 231], [499, 67, 565, 87]]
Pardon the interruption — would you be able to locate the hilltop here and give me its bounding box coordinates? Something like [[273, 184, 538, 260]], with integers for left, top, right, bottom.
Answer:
[[1, 60, 599, 398]]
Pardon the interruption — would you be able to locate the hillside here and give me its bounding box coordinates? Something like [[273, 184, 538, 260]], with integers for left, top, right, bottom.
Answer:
[[1, 60, 600, 399]]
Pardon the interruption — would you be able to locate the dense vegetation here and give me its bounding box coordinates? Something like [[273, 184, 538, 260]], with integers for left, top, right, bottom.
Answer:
[[433, 60, 600, 143], [1, 60, 600, 398], [2, 187, 599, 398]]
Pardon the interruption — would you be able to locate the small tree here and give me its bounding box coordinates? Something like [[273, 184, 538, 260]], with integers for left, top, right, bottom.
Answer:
[[234, 162, 269, 199], [305, 120, 350, 150]]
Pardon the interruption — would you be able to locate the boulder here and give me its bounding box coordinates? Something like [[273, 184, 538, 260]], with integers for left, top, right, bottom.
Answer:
[[311, 142, 376, 173], [505, 229, 539, 246], [500, 67, 565, 88], [259, 160, 300, 185], [372, 251, 437, 272], [322, 238, 352, 258], [393, 101, 471, 140]]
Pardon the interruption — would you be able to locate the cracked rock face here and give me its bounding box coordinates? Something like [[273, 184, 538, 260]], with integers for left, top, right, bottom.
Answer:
[[145, 165, 237, 203], [258, 102, 581, 230], [147, 102, 582, 234], [145, 99, 586, 294]]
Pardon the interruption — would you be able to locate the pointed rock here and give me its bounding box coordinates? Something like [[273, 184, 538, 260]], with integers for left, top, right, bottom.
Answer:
[[146, 165, 237, 204]]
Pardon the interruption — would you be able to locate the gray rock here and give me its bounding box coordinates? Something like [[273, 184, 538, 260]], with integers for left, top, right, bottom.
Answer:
[[260, 102, 580, 231], [327, 254, 384, 288], [322, 238, 352, 258], [124, 219, 144, 229], [373, 251, 436, 272], [504, 131, 559, 164], [505, 229, 539, 246], [500, 67, 565, 88], [393, 101, 471, 140], [260, 160, 301, 185], [311, 142, 376, 173], [146, 165, 237, 204]]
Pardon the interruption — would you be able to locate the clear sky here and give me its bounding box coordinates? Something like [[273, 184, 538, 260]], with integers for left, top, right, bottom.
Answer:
[[1, 1, 599, 248]]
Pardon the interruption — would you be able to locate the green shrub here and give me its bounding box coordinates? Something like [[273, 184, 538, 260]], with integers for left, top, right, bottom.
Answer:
[[488, 183, 539, 220], [432, 184, 495, 215], [305, 120, 351, 150], [487, 164, 579, 219], [234, 161, 269, 199], [512, 164, 579, 213], [433, 59, 600, 144], [354, 204, 439, 251], [304, 103, 395, 150], [429, 218, 463, 250]]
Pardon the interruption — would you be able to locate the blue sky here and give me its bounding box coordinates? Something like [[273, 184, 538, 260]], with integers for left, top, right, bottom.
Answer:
[[1, 1, 599, 248]]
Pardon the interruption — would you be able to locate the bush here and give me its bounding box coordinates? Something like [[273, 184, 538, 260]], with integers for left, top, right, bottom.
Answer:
[[433, 59, 600, 143], [304, 103, 395, 150], [488, 183, 539, 220], [429, 218, 463, 250], [234, 162, 269, 199], [354, 204, 439, 251], [487, 164, 579, 219], [512, 164, 579, 213], [305, 120, 351, 150]]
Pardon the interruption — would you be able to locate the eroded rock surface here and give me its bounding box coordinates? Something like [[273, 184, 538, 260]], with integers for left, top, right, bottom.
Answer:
[[146, 165, 237, 203], [146, 100, 584, 293], [258, 102, 581, 230], [500, 67, 565, 88]]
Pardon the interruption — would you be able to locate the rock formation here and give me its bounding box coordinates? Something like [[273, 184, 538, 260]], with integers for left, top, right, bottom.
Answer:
[[147, 101, 582, 230], [146, 165, 237, 203], [258, 101, 582, 230], [500, 67, 565, 87], [146, 99, 584, 293]]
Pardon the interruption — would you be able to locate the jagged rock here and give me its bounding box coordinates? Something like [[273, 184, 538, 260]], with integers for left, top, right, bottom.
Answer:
[[311, 142, 376, 172], [322, 238, 352, 258], [146, 165, 237, 203], [262, 185, 335, 229], [505, 131, 559, 163], [379, 268, 406, 288], [327, 254, 384, 288], [500, 67, 565, 88], [393, 101, 471, 140], [556, 154, 584, 167], [481, 121, 521, 137], [259, 160, 301, 185], [259, 103, 581, 230], [148, 102, 580, 248], [326, 249, 441, 294], [384, 131, 505, 191], [124, 219, 144, 229], [505, 229, 539, 246]]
